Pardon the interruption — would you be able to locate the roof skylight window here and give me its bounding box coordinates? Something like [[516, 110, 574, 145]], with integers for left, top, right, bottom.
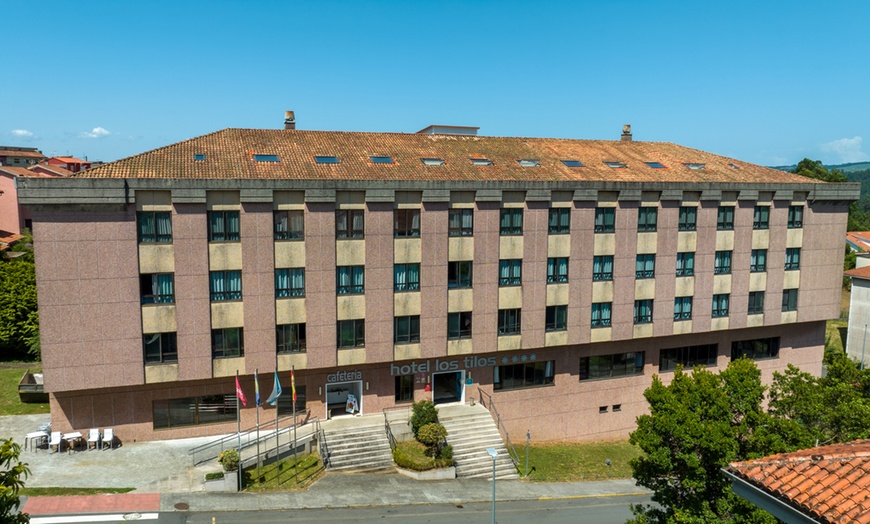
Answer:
[[421, 158, 445, 166], [314, 155, 340, 164], [683, 163, 706, 170], [370, 155, 394, 164], [470, 158, 493, 166], [561, 160, 584, 167], [728, 163, 740, 169], [194, 154, 206, 161], [254, 154, 279, 162], [604, 161, 627, 168], [517, 159, 540, 167], [645, 162, 667, 169]]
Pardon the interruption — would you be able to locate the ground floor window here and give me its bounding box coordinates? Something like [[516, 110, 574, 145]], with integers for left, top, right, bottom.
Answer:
[[580, 352, 644, 380], [395, 375, 414, 402], [731, 337, 780, 361], [493, 361, 554, 390], [277, 386, 307, 414], [153, 394, 236, 429], [659, 344, 718, 372]]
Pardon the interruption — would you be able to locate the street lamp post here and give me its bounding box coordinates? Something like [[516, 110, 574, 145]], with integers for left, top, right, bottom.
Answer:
[[486, 447, 498, 524]]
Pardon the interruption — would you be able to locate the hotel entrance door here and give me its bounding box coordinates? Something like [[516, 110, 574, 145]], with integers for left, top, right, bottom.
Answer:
[[432, 370, 465, 405]]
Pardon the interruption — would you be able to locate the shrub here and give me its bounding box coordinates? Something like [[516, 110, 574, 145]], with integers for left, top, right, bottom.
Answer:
[[205, 472, 225, 481], [392, 440, 453, 470], [416, 422, 448, 457], [217, 449, 240, 472], [410, 399, 439, 436], [441, 444, 453, 461]]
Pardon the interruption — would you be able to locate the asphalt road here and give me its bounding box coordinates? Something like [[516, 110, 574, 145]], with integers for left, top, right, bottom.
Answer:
[[30, 495, 651, 524]]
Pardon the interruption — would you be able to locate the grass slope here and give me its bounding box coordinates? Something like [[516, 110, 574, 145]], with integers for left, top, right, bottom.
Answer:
[[0, 362, 49, 416]]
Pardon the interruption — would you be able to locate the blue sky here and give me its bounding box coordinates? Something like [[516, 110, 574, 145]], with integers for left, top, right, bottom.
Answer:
[[4, 1, 869, 166]]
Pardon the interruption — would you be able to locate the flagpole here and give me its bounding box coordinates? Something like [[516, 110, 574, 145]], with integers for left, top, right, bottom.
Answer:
[[236, 370, 242, 492], [255, 368, 261, 483], [293, 365, 298, 484], [274, 353, 280, 485]]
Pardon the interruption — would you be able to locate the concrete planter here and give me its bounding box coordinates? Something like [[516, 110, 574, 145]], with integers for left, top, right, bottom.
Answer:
[[204, 470, 239, 492], [396, 465, 456, 481]]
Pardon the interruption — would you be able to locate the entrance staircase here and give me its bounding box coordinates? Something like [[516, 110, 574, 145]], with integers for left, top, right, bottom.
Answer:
[[438, 403, 519, 479], [321, 415, 393, 473]]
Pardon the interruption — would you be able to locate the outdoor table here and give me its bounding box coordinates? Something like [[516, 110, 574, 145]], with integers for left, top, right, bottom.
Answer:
[[63, 431, 83, 453], [25, 431, 47, 452]]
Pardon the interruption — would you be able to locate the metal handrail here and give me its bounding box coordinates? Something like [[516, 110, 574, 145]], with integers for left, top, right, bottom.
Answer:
[[188, 409, 309, 466], [477, 388, 520, 467], [382, 405, 411, 452], [314, 418, 330, 468]]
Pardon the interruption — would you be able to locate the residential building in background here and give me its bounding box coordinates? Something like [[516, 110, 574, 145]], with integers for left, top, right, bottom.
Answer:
[[18, 118, 857, 443], [0, 146, 46, 167], [41, 156, 92, 173]]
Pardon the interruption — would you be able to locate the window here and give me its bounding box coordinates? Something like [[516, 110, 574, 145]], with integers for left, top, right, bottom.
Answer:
[[276, 323, 306, 353], [337, 319, 365, 348], [273, 210, 304, 240], [788, 206, 804, 228], [731, 337, 779, 361], [594, 208, 615, 233], [750, 249, 767, 273], [593, 256, 613, 281], [683, 163, 706, 170], [470, 157, 493, 166], [500, 209, 523, 235], [717, 206, 735, 230], [448, 312, 473, 340], [637, 207, 657, 232], [753, 206, 770, 229], [714, 250, 732, 275], [137, 211, 172, 243], [336, 210, 364, 239], [314, 155, 339, 164], [153, 395, 236, 429], [674, 297, 692, 320], [209, 270, 242, 301], [494, 361, 554, 390], [782, 289, 798, 312], [275, 268, 305, 298], [394, 263, 420, 292], [208, 211, 240, 242], [212, 327, 244, 358], [254, 154, 279, 162], [194, 154, 206, 161], [517, 159, 539, 167], [712, 294, 730, 318], [580, 352, 644, 380], [604, 161, 627, 168], [676, 252, 695, 277], [421, 158, 445, 166], [336, 265, 365, 295], [144, 332, 177, 363], [748, 291, 765, 314], [394, 209, 420, 238], [634, 300, 653, 324], [448, 261, 473, 288], [546, 305, 567, 332], [395, 375, 414, 402], [547, 257, 569, 283], [659, 344, 717, 372], [448, 209, 473, 236], [394, 315, 421, 344], [370, 155, 394, 164], [678, 206, 697, 231], [636, 254, 655, 279], [276, 386, 307, 413], [561, 160, 584, 167], [140, 273, 174, 304], [499, 259, 522, 286], [548, 208, 570, 234], [591, 302, 612, 327], [645, 162, 667, 169], [498, 308, 521, 336], [785, 248, 801, 270]]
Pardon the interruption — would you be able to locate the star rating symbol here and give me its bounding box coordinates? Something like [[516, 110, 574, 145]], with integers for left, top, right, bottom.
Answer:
[[529, 354, 537, 361], [520, 354, 528, 362], [511, 355, 519, 363], [501, 357, 509, 364]]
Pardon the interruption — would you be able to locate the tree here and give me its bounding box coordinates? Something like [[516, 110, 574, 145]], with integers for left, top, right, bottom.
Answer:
[[0, 260, 39, 361], [0, 439, 30, 523], [791, 159, 870, 232], [628, 360, 777, 523]]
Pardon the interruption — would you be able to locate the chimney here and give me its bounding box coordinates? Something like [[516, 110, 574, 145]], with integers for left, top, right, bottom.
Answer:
[[621, 124, 632, 142], [284, 111, 296, 130]]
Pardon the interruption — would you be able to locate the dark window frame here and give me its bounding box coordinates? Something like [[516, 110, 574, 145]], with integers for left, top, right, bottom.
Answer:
[[785, 248, 801, 270], [788, 206, 804, 228], [547, 257, 569, 283], [273, 210, 304, 240], [498, 259, 522, 286], [140, 273, 175, 304], [394, 315, 421, 344], [717, 206, 735, 231], [659, 344, 717, 372], [209, 270, 242, 301], [548, 208, 570, 234], [712, 294, 730, 318], [144, 332, 177, 363], [448, 261, 473, 289], [545, 305, 567, 332], [580, 352, 644, 380], [335, 209, 365, 239], [153, 394, 236, 430], [394, 263, 421, 292], [207, 210, 240, 242], [714, 250, 732, 275], [750, 249, 767, 273], [634, 299, 653, 324], [336, 265, 365, 295], [499, 208, 524, 236], [591, 302, 612, 327], [782, 289, 798, 312], [636, 254, 656, 279], [497, 308, 522, 336], [276, 323, 306, 353], [337, 319, 365, 349], [211, 327, 244, 358], [494, 361, 555, 390], [395, 375, 414, 402], [748, 291, 765, 314], [593, 255, 614, 281], [678, 206, 697, 231], [753, 205, 770, 230], [275, 268, 305, 298], [674, 296, 692, 320], [447, 311, 473, 340], [594, 207, 616, 233], [137, 211, 173, 243], [637, 207, 658, 232], [676, 252, 695, 277], [448, 208, 474, 237], [394, 209, 421, 238], [731, 337, 779, 361]]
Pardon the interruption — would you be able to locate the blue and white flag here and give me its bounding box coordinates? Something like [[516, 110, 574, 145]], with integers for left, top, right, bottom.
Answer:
[[266, 370, 282, 406]]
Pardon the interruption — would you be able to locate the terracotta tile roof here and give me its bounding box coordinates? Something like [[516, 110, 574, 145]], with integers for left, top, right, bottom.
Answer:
[[0, 149, 46, 159], [77, 128, 817, 184], [729, 440, 870, 523], [49, 156, 87, 163], [844, 265, 870, 280], [28, 164, 73, 177], [847, 232, 870, 252], [0, 232, 23, 250], [0, 167, 54, 179]]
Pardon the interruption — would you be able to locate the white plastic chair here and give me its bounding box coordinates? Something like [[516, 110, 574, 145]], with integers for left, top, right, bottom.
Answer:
[[102, 428, 114, 449], [86, 429, 100, 450], [49, 431, 62, 453]]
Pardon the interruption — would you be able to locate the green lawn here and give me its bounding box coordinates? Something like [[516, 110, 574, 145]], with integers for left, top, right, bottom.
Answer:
[[243, 452, 323, 491], [516, 441, 643, 481], [20, 487, 135, 496], [0, 362, 49, 416]]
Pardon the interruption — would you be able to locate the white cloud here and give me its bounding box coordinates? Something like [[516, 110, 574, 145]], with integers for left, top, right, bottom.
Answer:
[[80, 127, 111, 139], [11, 129, 33, 138], [820, 136, 870, 163]]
